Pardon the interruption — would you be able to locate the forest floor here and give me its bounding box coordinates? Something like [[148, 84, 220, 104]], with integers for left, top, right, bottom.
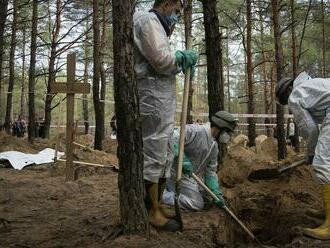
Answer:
[[0, 131, 329, 247]]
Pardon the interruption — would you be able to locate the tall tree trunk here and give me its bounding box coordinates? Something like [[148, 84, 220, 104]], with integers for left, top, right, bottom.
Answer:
[[99, 0, 107, 139], [44, 0, 62, 138], [0, 0, 8, 115], [112, 0, 148, 233], [201, 0, 225, 166], [20, 26, 27, 118], [271, 0, 287, 159], [290, 0, 300, 152], [185, 0, 194, 124], [270, 64, 276, 114], [226, 29, 230, 113], [93, 0, 103, 150], [4, 0, 18, 133], [321, 0, 326, 77], [82, 27, 89, 135], [258, 3, 271, 136], [246, 0, 256, 147], [28, 0, 38, 142], [201, 0, 224, 117]]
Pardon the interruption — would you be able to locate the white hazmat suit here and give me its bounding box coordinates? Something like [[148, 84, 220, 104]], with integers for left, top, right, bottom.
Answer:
[[289, 72, 330, 183], [163, 123, 220, 210], [133, 11, 179, 183]]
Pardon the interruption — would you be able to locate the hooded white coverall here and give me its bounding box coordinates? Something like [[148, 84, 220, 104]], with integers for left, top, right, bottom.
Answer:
[[163, 123, 220, 210], [289, 72, 330, 183], [133, 11, 179, 183]]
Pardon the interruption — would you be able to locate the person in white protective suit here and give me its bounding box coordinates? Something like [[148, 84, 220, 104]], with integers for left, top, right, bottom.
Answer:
[[162, 111, 238, 211], [276, 72, 330, 240], [133, 0, 199, 231]]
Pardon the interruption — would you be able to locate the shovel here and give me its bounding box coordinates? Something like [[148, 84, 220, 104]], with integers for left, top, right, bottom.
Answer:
[[248, 159, 307, 180], [191, 173, 262, 245], [174, 23, 193, 231]]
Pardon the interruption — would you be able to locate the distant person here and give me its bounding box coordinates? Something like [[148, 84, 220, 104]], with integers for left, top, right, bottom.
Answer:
[[84, 121, 89, 135], [286, 118, 295, 146], [276, 72, 330, 240], [195, 119, 203, 125], [38, 117, 45, 138], [11, 115, 26, 138], [273, 124, 277, 139], [264, 118, 271, 137], [110, 115, 117, 136]]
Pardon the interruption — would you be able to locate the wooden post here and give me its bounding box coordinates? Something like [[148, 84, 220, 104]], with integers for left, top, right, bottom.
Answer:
[[50, 53, 90, 181], [66, 53, 75, 180]]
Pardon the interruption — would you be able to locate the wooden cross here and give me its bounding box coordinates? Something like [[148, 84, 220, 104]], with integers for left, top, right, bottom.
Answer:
[[50, 53, 90, 181]]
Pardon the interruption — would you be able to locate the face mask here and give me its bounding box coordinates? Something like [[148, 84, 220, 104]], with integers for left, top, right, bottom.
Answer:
[[219, 132, 231, 144], [165, 12, 179, 28]]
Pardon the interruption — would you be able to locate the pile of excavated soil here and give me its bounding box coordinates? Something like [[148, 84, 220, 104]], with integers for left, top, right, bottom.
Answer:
[[102, 138, 118, 155], [0, 133, 327, 247], [220, 139, 324, 247], [0, 132, 37, 153]]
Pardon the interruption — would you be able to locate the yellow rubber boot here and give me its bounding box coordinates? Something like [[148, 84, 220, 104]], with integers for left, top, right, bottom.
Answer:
[[158, 178, 176, 219], [147, 182, 180, 232], [304, 184, 330, 240]]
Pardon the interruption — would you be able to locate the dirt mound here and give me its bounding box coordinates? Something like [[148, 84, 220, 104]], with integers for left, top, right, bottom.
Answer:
[[103, 138, 118, 155], [0, 132, 37, 153], [256, 137, 296, 160], [75, 134, 94, 146], [219, 137, 323, 246], [1, 133, 326, 247], [220, 146, 257, 187]]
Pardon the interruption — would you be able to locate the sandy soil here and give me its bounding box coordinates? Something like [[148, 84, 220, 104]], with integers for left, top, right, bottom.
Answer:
[[0, 133, 329, 247]]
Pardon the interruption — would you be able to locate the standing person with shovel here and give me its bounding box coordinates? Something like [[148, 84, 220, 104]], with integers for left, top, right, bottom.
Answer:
[[133, 0, 198, 231], [276, 71, 330, 240]]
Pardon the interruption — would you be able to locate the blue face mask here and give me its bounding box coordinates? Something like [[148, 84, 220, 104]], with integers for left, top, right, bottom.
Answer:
[[165, 12, 179, 27]]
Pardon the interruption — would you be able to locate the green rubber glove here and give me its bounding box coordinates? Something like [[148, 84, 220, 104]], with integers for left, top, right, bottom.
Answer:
[[175, 50, 198, 74], [205, 175, 226, 208], [174, 143, 193, 177]]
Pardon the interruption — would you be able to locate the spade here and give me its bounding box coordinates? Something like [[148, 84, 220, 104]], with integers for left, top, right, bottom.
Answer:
[[248, 159, 307, 180]]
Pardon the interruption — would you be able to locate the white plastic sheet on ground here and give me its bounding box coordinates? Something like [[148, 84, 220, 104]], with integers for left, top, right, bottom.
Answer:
[[0, 148, 64, 170]]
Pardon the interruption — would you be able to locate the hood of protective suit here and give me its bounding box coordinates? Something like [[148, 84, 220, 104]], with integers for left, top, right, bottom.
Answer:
[[293, 71, 312, 88]]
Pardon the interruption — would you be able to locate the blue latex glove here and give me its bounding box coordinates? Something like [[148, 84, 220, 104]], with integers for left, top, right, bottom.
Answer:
[[174, 143, 193, 177], [175, 50, 198, 74], [205, 175, 226, 208]]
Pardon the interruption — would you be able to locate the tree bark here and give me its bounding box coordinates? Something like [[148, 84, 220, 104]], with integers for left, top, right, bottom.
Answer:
[[4, 0, 18, 133], [99, 0, 107, 139], [20, 25, 27, 118], [112, 0, 148, 234], [201, 0, 224, 118], [82, 20, 89, 135], [246, 0, 256, 147], [185, 0, 194, 124], [290, 0, 300, 152], [201, 0, 225, 167], [28, 0, 38, 142], [93, 0, 103, 150], [321, 0, 326, 77], [226, 29, 230, 113], [271, 0, 287, 159], [0, 0, 8, 112], [44, 0, 62, 138]]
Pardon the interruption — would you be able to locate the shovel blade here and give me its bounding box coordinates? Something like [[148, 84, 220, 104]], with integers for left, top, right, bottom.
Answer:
[[248, 168, 281, 180], [174, 184, 183, 231]]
